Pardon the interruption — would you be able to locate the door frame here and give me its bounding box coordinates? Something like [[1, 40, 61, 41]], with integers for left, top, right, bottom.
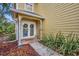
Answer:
[[21, 20, 36, 39]]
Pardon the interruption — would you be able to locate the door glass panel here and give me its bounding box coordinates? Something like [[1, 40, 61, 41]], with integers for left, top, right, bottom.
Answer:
[[30, 24, 34, 36], [23, 24, 28, 37]]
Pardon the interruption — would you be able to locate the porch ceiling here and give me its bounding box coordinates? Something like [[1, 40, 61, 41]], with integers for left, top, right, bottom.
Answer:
[[11, 8, 45, 20]]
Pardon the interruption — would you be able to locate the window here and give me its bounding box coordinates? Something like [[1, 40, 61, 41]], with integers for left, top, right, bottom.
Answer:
[[30, 24, 34, 36], [10, 3, 16, 9], [26, 3, 33, 11], [22, 22, 36, 38], [23, 24, 28, 37]]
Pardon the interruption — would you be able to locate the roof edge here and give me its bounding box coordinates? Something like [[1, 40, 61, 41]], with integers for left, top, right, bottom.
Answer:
[[10, 8, 45, 20]]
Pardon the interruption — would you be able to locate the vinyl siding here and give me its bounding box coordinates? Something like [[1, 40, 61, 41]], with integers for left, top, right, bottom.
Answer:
[[55, 3, 79, 35], [34, 4, 57, 34], [35, 3, 79, 35]]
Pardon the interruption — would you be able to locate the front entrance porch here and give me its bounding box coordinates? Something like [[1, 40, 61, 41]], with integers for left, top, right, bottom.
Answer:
[[11, 9, 45, 46]]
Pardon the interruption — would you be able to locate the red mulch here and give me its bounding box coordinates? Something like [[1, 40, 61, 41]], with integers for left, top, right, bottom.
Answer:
[[0, 41, 39, 56]]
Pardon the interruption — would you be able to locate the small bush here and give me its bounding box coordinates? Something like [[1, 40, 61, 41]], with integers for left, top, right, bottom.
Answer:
[[40, 34, 55, 49], [8, 33, 16, 41], [59, 33, 79, 55]]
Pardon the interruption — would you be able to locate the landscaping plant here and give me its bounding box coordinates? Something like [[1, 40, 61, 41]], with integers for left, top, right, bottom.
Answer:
[[8, 33, 16, 41], [40, 32, 79, 56], [0, 3, 15, 41]]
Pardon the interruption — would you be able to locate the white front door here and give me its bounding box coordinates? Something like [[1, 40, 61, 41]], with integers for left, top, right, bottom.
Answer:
[[22, 21, 36, 39]]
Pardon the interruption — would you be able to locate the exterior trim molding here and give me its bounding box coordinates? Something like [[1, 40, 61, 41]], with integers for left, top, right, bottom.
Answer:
[[11, 8, 45, 20]]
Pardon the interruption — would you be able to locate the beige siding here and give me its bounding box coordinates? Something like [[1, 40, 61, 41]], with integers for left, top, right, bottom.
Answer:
[[34, 4, 57, 34], [35, 3, 79, 35], [55, 4, 79, 35]]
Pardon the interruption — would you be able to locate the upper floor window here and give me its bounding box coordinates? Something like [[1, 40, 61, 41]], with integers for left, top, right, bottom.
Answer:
[[10, 3, 16, 9], [26, 3, 33, 11]]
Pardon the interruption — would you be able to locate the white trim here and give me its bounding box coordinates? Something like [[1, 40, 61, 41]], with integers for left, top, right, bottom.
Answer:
[[15, 19, 18, 40], [32, 4, 34, 12], [11, 8, 45, 19], [16, 4, 19, 9], [18, 16, 22, 46]]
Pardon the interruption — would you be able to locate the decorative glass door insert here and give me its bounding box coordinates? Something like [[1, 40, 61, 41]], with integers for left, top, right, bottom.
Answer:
[[22, 21, 36, 38]]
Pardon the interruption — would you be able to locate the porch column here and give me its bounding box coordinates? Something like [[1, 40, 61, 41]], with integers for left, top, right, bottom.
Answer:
[[15, 19, 18, 41], [18, 16, 22, 46], [40, 20, 43, 40]]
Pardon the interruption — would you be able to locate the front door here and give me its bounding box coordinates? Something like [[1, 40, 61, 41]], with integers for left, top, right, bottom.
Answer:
[[22, 21, 36, 39]]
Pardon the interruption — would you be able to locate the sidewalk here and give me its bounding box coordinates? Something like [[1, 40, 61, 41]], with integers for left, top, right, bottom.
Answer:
[[30, 41, 62, 56]]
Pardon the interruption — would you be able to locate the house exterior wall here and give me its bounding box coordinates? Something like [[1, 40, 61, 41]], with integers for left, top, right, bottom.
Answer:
[[55, 3, 79, 35], [34, 3, 79, 36], [33, 4, 57, 35], [16, 3, 79, 36]]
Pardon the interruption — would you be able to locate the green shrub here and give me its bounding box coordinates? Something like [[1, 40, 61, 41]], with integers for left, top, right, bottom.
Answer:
[[40, 32, 79, 56], [8, 33, 16, 41], [59, 33, 79, 55], [40, 34, 55, 48], [6, 24, 15, 34], [54, 32, 65, 49]]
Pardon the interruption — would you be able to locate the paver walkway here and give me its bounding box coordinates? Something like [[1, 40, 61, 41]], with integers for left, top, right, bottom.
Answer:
[[29, 41, 62, 56]]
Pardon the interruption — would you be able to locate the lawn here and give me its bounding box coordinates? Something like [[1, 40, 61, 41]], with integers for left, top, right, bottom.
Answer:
[[0, 41, 39, 56]]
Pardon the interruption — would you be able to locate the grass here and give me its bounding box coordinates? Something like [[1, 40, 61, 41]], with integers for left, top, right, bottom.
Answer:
[[40, 32, 79, 56]]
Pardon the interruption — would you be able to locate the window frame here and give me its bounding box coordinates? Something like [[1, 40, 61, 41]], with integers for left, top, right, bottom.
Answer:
[[25, 3, 34, 12]]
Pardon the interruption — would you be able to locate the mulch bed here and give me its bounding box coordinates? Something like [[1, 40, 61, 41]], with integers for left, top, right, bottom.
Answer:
[[0, 41, 39, 56]]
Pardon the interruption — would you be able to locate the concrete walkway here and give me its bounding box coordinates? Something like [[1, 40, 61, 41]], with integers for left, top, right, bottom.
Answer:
[[29, 41, 62, 56]]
